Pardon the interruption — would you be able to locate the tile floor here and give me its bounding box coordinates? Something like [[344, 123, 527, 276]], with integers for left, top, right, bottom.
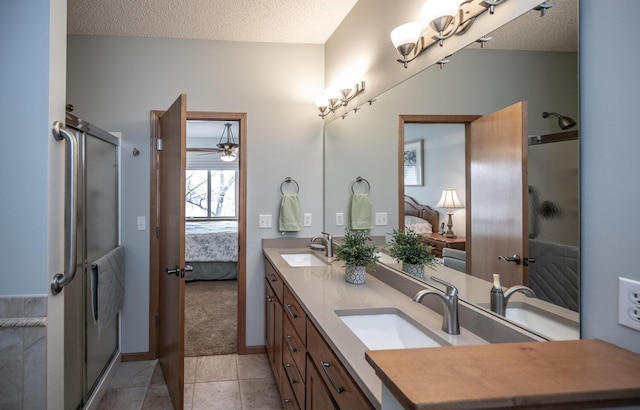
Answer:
[[97, 353, 282, 409]]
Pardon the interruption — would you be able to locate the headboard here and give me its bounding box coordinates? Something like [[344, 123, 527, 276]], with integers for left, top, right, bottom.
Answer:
[[404, 195, 439, 233]]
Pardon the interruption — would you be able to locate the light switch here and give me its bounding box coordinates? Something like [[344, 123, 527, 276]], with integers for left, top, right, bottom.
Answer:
[[137, 216, 146, 231], [375, 212, 388, 226], [259, 214, 272, 228], [303, 213, 312, 227], [336, 213, 344, 226]]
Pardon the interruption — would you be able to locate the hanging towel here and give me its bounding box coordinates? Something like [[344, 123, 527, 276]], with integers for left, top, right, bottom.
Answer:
[[350, 193, 372, 230], [279, 193, 303, 232], [91, 246, 125, 339]]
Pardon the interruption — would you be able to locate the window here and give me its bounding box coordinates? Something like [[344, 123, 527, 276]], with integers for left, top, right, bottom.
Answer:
[[186, 169, 237, 218], [185, 119, 240, 220]]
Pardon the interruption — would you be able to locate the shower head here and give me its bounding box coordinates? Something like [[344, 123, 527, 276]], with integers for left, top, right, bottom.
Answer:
[[542, 111, 577, 130]]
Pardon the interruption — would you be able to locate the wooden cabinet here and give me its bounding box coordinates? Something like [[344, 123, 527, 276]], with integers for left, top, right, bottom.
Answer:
[[306, 318, 374, 410], [306, 356, 338, 410], [420, 232, 466, 258], [265, 256, 373, 410], [265, 261, 283, 388]]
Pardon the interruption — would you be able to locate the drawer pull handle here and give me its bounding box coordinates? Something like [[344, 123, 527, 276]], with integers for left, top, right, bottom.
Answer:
[[284, 335, 297, 353], [284, 303, 298, 319], [321, 361, 345, 394], [283, 398, 293, 410], [267, 272, 278, 282], [266, 295, 273, 303], [284, 362, 298, 385]]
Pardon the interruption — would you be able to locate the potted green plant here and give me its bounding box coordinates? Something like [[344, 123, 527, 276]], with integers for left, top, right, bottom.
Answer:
[[334, 229, 379, 284], [388, 228, 435, 280]]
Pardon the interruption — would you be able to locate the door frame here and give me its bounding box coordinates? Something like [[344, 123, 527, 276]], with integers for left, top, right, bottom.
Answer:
[[148, 110, 248, 359], [398, 114, 480, 266]]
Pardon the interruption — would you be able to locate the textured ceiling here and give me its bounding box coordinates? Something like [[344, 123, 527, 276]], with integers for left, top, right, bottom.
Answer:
[[67, 0, 576, 49], [67, 0, 359, 44]]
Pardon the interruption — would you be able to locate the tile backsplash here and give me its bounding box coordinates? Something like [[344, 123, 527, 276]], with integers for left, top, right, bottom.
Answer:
[[0, 295, 47, 410]]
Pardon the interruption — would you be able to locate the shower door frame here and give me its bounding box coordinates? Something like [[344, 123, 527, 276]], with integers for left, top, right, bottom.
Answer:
[[64, 113, 121, 409]]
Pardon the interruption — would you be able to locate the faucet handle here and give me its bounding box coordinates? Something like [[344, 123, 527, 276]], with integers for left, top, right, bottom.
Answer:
[[430, 276, 458, 297]]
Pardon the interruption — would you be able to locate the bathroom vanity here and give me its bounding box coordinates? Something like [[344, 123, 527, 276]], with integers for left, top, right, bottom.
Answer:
[[263, 238, 640, 409]]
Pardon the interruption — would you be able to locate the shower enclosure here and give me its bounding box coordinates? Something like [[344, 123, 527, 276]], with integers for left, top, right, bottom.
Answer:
[[53, 113, 121, 409]]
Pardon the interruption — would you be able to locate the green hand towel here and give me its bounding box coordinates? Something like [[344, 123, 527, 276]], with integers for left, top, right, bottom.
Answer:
[[279, 193, 302, 232], [350, 193, 372, 230]]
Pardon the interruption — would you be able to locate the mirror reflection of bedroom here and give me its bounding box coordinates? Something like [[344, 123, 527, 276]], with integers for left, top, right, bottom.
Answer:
[[184, 120, 239, 357]]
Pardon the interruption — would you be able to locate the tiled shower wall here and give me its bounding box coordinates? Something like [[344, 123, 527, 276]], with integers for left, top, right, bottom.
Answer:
[[0, 295, 47, 409]]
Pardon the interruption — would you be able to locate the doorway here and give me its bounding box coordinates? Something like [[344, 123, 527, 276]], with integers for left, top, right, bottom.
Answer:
[[183, 119, 240, 357], [149, 103, 247, 408]]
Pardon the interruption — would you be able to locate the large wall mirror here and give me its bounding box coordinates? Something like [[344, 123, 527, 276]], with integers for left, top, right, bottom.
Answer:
[[324, 0, 579, 340]]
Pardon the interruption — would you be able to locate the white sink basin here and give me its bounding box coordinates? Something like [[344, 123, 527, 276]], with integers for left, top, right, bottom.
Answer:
[[480, 302, 579, 340], [336, 308, 449, 350], [281, 252, 328, 267]]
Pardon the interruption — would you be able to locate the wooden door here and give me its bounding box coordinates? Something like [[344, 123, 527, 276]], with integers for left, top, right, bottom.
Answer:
[[157, 94, 187, 410], [469, 101, 528, 288]]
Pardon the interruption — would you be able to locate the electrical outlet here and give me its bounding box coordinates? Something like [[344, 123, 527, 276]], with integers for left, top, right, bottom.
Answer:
[[618, 277, 640, 331], [303, 213, 312, 227], [259, 214, 272, 229], [375, 212, 388, 226], [137, 216, 146, 231], [336, 213, 344, 226]]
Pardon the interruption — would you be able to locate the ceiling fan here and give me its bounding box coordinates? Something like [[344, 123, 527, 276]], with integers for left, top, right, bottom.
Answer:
[[191, 122, 239, 161]]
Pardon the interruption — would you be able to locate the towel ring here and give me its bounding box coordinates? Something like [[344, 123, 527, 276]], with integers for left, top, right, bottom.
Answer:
[[350, 176, 370, 194], [280, 177, 300, 195]]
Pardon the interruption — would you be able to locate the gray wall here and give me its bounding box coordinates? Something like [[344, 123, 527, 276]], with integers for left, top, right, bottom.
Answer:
[[66, 36, 325, 352], [580, 0, 640, 353]]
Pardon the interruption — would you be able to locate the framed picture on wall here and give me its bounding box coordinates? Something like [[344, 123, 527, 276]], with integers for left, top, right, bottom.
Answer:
[[404, 140, 423, 186]]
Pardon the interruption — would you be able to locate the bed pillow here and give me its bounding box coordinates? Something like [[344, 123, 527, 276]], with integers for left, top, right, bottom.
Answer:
[[405, 215, 433, 234]]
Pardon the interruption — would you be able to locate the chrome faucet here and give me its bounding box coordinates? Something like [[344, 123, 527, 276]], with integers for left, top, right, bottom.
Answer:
[[412, 276, 460, 335], [490, 284, 537, 316], [311, 232, 333, 258]]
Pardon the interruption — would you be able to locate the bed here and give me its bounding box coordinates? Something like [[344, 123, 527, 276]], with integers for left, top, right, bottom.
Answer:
[[185, 220, 238, 281], [404, 195, 439, 234]]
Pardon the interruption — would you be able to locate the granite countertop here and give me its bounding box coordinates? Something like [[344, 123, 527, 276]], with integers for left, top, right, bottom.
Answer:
[[263, 243, 490, 408]]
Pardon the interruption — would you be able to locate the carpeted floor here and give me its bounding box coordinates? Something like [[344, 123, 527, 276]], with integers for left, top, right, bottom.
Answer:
[[184, 279, 237, 357]]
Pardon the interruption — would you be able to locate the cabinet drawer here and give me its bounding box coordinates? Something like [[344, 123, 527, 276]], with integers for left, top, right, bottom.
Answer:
[[283, 285, 306, 342], [265, 259, 284, 303], [282, 343, 305, 409], [283, 314, 306, 379], [279, 365, 301, 410], [306, 319, 374, 410]]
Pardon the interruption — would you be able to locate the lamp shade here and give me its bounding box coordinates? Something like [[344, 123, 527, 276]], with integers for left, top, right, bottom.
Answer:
[[390, 22, 423, 50], [436, 188, 463, 208], [422, 0, 462, 22], [315, 95, 329, 108]]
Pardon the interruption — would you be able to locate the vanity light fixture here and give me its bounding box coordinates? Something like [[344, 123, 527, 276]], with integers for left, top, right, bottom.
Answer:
[[217, 122, 239, 162], [542, 111, 576, 130], [315, 81, 366, 119], [390, 0, 515, 68], [436, 188, 464, 238]]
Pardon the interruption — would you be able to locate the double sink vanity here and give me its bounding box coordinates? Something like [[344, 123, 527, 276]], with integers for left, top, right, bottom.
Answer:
[[263, 237, 640, 409]]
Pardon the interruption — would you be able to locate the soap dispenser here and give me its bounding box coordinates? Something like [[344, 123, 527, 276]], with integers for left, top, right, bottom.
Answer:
[[490, 273, 504, 314]]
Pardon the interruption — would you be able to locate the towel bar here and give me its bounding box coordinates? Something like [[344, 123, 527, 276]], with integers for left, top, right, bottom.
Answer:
[[350, 176, 370, 194], [280, 177, 300, 195]]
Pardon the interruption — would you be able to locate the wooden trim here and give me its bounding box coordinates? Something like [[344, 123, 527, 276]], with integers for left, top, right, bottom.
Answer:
[[397, 114, 481, 245], [121, 351, 156, 362], [148, 110, 163, 359], [149, 110, 248, 358], [244, 345, 267, 355]]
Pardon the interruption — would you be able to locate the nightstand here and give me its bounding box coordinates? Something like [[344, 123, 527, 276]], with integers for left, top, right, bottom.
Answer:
[[420, 233, 466, 258]]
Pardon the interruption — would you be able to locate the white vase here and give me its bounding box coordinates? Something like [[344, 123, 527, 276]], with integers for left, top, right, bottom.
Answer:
[[403, 263, 425, 280], [345, 265, 366, 284]]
